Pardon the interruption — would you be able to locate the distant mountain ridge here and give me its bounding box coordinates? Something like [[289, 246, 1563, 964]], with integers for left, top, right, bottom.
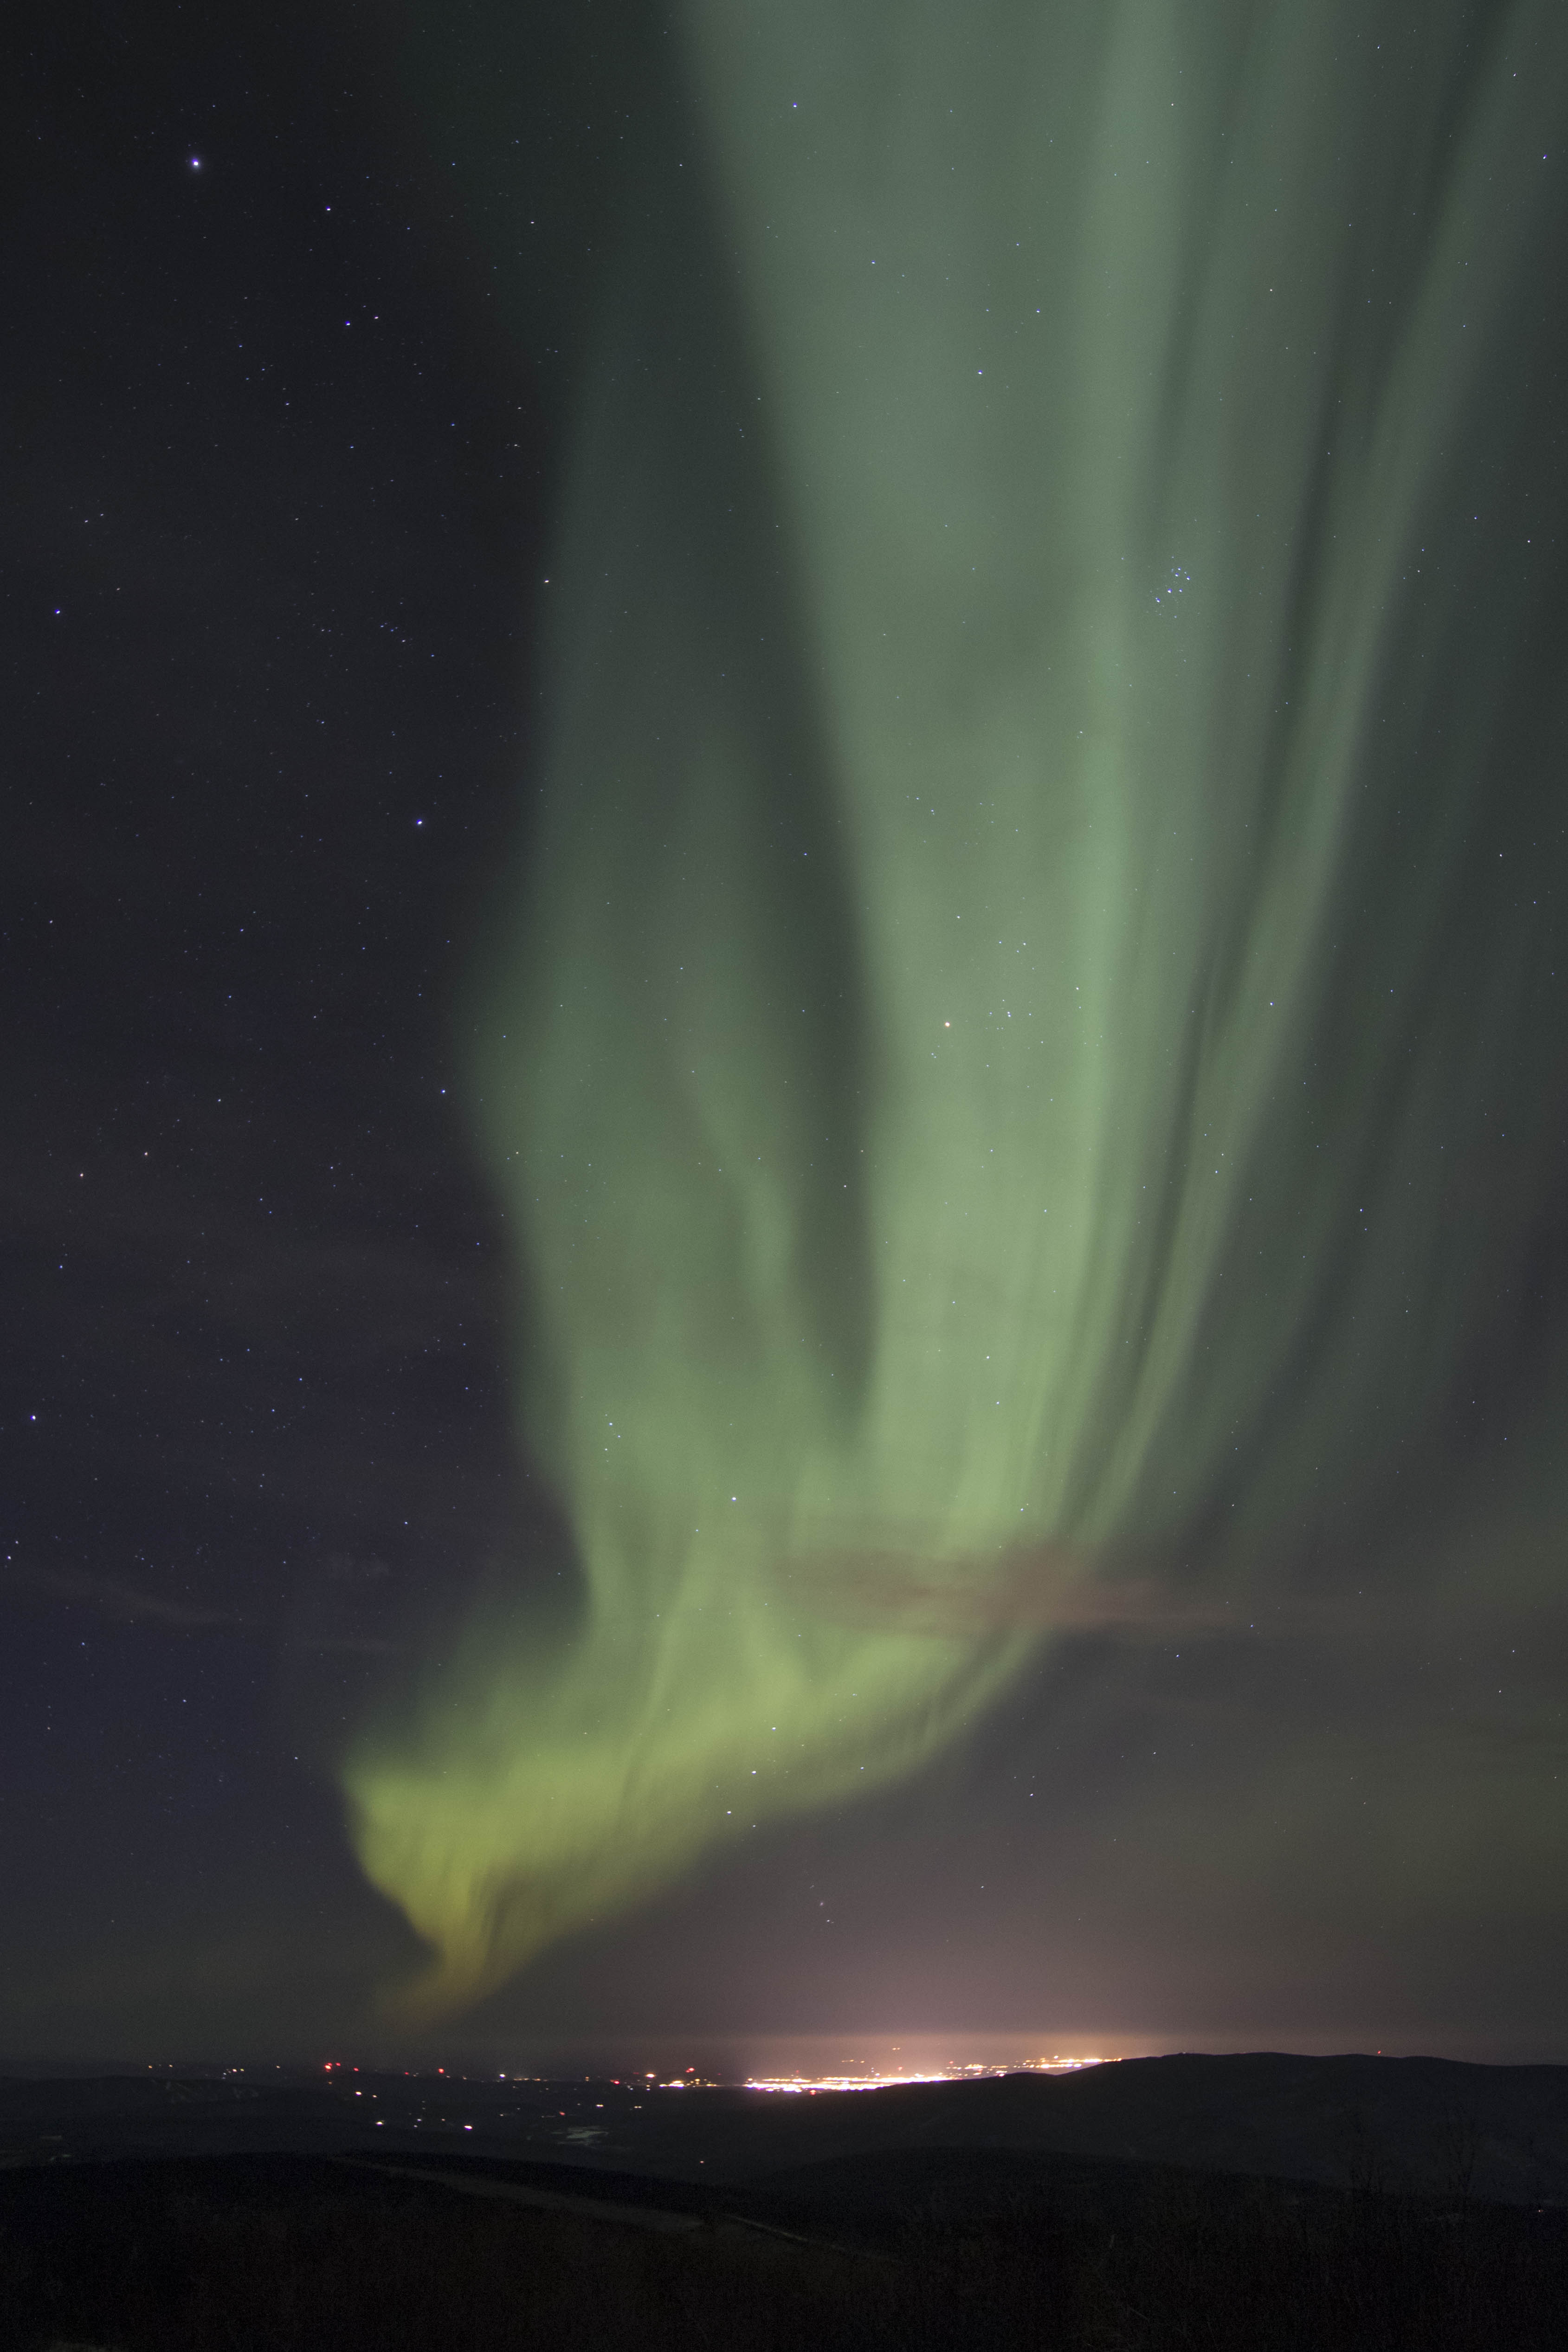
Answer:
[[737, 2055, 1568, 2208]]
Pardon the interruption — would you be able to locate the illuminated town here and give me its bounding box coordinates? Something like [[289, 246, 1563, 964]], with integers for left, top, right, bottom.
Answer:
[[738, 2056, 1105, 2094]]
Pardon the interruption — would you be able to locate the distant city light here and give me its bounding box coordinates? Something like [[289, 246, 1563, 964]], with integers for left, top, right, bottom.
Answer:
[[741, 2057, 1105, 2094]]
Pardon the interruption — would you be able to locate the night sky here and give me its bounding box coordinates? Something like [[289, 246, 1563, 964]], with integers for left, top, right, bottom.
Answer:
[[7, 1, 1568, 2069]]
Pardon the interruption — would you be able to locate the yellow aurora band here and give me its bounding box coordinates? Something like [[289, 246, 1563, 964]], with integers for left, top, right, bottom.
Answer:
[[344, 2, 1568, 2016]]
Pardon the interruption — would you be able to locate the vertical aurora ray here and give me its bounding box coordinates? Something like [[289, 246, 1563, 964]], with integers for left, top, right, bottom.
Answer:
[[343, 1, 1568, 2016]]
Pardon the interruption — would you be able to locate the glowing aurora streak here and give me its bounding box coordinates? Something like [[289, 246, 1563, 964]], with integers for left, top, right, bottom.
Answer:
[[344, 1, 1568, 2015]]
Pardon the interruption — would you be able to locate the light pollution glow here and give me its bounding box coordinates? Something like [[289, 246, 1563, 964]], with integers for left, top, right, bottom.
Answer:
[[343, 1, 1568, 2016], [742, 2060, 1103, 2094]]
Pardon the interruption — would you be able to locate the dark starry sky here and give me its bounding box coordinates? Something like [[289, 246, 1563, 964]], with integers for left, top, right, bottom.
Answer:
[[5, 0, 560, 2050], [6, 1, 1568, 2067]]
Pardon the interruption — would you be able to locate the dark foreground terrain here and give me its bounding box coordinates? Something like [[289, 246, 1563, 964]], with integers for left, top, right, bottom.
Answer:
[[1, 2140, 1564, 2351], [2, 2056, 1565, 2348]]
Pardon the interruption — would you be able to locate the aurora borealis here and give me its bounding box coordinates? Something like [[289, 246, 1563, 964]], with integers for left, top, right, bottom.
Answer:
[[7, 0, 1568, 2067], [341, 2, 1568, 2016]]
